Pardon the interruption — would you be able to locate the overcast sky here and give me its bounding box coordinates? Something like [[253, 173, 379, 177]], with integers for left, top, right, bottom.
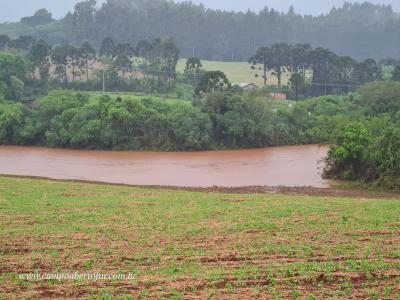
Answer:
[[0, 0, 399, 22]]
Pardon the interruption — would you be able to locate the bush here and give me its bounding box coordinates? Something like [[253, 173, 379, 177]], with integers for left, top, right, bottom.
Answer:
[[358, 81, 400, 117], [2, 92, 212, 151], [372, 126, 400, 190], [324, 119, 400, 191]]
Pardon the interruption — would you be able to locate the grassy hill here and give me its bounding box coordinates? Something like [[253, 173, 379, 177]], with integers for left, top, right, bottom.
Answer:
[[177, 59, 293, 87], [1, 177, 399, 299]]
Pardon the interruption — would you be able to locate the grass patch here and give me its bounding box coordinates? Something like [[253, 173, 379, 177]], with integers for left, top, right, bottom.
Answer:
[[177, 59, 294, 86]]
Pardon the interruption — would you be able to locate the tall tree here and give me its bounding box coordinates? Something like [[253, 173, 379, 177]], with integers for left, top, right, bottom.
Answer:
[[249, 47, 270, 86], [268, 43, 291, 87], [113, 43, 135, 80], [0, 52, 30, 100], [392, 65, 400, 81], [100, 37, 116, 58], [148, 38, 163, 81], [289, 44, 311, 80], [289, 73, 304, 101], [136, 40, 152, 60], [11, 36, 35, 52], [116, 43, 135, 58], [79, 41, 96, 81], [69, 46, 80, 81], [113, 54, 132, 80], [354, 58, 380, 84], [146, 38, 179, 82], [10, 76, 24, 101], [184, 57, 203, 85], [28, 40, 51, 81], [136, 40, 153, 78], [251, 44, 292, 87], [309, 47, 337, 94], [160, 38, 179, 82], [51, 45, 73, 83], [333, 56, 357, 85], [73, 0, 96, 41], [21, 8, 53, 26], [196, 71, 230, 95], [0, 35, 11, 51]]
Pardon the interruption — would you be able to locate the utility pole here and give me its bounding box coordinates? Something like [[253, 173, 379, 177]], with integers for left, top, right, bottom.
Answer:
[[192, 33, 196, 57], [102, 69, 105, 93]]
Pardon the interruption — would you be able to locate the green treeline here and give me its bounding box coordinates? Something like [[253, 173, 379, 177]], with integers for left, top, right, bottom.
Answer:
[[0, 90, 294, 151], [0, 1, 399, 61], [250, 43, 381, 97], [0, 81, 398, 150], [0, 37, 182, 99], [0, 39, 396, 102]]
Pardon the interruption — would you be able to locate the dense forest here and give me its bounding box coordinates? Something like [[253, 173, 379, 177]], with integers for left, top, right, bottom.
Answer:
[[0, 0, 400, 61]]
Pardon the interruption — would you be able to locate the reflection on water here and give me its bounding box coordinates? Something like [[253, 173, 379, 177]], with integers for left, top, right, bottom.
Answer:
[[0, 145, 330, 188]]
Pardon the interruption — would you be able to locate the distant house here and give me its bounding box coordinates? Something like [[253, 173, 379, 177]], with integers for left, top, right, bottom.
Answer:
[[237, 82, 258, 91], [270, 92, 287, 100]]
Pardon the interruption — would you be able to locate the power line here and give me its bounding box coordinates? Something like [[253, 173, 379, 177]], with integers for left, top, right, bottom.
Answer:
[[106, 68, 363, 86], [308, 82, 361, 88]]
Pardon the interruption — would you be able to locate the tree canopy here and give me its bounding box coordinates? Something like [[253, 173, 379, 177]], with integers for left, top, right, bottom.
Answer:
[[0, 1, 399, 61]]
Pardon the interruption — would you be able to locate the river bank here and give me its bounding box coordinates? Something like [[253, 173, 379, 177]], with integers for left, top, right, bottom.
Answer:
[[1, 174, 399, 199]]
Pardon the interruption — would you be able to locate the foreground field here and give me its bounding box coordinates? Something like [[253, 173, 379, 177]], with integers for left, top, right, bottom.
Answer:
[[0, 177, 399, 299]]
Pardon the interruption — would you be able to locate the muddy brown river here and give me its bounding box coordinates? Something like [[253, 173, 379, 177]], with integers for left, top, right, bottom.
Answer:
[[0, 145, 330, 188]]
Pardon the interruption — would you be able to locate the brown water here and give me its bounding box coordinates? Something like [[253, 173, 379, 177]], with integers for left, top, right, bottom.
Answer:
[[0, 145, 330, 188]]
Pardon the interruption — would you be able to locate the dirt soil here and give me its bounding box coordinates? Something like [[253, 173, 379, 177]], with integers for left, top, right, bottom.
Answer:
[[1, 176, 400, 299], [3, 174, 399, 199]]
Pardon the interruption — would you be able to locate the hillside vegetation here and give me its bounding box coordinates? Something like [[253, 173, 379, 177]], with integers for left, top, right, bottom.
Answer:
[[0, 1, 399, 60]]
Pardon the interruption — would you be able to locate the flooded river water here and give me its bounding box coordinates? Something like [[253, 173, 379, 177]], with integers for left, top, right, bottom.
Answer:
[[0, 145, 330, 188]]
